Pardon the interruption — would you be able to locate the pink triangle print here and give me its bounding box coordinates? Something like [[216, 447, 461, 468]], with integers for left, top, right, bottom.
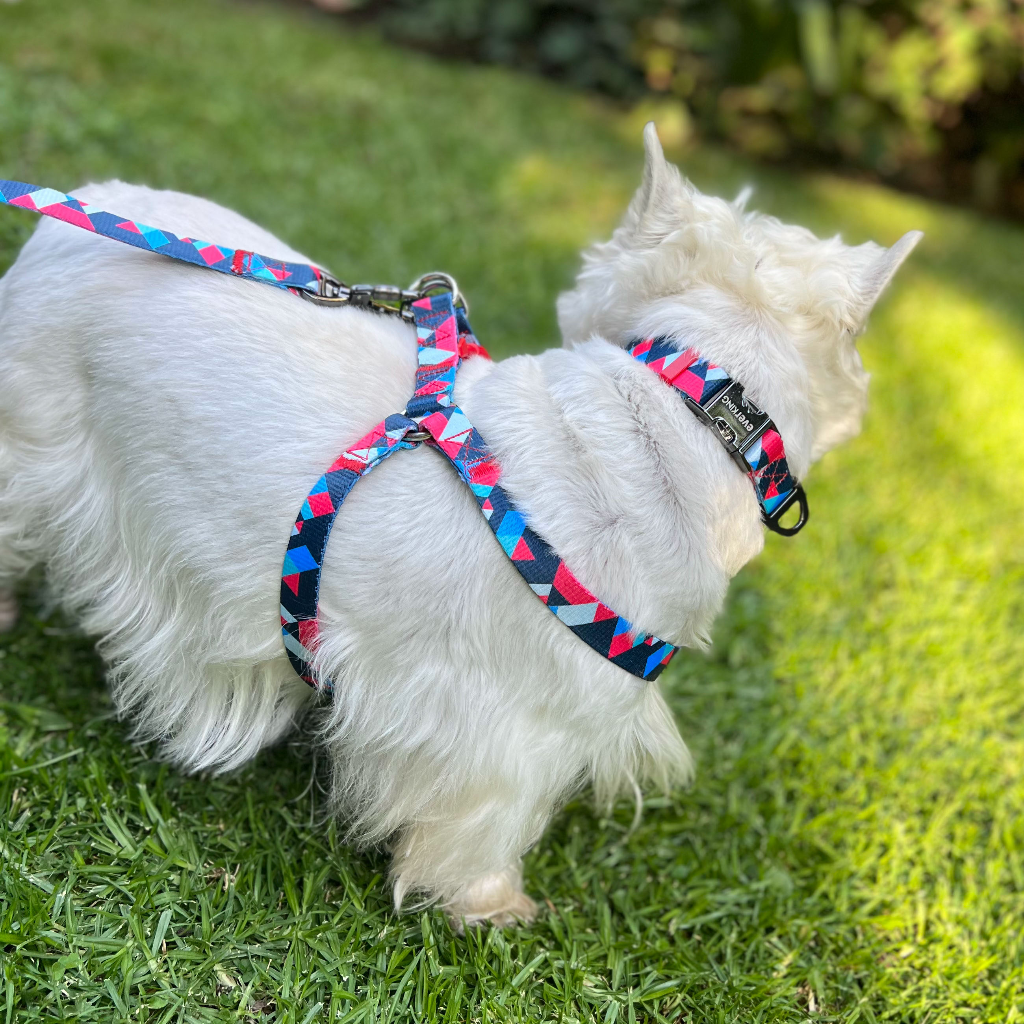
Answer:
[[608, 629, 638, 658], [40, 203, 96, 233], [511, 536, 534, 560]]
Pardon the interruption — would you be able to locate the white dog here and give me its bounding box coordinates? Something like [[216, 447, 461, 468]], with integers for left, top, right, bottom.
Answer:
[[0, 126, 919, 926]]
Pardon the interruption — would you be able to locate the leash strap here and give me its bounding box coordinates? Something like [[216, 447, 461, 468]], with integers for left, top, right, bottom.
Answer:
[[281, 293, 677, 691], [628, 338, 807, 534], [0, 179, 325, 295]]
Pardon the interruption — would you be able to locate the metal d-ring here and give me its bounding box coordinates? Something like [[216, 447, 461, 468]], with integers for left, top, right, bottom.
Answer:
[[404, 428, 433, 443], [409, 271, 469, 315]]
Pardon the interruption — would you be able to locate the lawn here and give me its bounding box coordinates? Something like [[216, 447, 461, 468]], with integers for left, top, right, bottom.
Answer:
[[1, 0, 1023, 1021]]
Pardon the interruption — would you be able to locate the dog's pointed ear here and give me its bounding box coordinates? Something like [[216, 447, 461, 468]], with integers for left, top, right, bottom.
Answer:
[[619, 123, 688, 247], [853, 230, 923, 325], [733, 185, 754, 211], [867, 230, 923, 306]]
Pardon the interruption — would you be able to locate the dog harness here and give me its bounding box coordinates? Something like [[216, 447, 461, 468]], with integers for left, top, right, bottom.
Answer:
[[1, 178, 806, 692]]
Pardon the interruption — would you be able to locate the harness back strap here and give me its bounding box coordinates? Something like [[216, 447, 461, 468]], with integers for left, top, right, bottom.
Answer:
[[281, 294, 678, 691]]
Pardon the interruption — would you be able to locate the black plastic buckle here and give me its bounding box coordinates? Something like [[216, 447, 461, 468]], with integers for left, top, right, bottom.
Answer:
[[762, 484, 809, 536]]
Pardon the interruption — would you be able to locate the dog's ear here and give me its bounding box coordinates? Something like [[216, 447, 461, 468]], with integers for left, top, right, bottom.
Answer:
[[852, 230, 923, 327], [618, 123, 690, 248]]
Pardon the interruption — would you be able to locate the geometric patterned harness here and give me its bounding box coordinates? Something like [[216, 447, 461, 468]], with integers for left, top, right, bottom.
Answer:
[[281, 294, 679, 691], [1, 178, 805, 695]]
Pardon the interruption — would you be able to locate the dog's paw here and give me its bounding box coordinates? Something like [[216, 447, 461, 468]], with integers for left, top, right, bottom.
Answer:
[[445, 867, 539, 933], [0, 591, 18, 633]]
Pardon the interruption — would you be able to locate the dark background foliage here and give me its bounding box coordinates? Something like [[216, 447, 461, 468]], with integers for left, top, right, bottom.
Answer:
[[325, 0, 1024, 219]]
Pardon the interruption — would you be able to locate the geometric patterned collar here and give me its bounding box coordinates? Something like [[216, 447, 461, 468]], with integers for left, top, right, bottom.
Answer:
[[627, 338, 808, 535]]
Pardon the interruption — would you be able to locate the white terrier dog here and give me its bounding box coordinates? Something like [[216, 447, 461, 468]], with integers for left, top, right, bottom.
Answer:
[[0, 126, 919, 925]]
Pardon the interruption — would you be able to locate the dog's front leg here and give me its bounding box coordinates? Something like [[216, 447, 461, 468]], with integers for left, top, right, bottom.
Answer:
[[439, 863, 537, 933]]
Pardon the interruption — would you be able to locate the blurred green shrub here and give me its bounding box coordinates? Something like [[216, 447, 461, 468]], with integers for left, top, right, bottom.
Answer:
[[329, 0, 1024, 217]]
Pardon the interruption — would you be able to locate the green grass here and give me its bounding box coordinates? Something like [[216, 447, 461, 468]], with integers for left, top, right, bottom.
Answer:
[[1, 0, 1023, 1020]]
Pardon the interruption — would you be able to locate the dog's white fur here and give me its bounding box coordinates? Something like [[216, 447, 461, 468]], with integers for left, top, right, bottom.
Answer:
[[0, 125, 919, 924]]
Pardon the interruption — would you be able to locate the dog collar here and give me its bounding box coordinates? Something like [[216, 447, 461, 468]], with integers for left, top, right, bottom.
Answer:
[[627, 338, 808, 535]]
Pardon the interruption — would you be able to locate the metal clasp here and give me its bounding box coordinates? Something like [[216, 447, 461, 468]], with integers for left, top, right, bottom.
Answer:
[[702, 382, 771, 456], [409, 272, 469, 315], [300, 270, 468, 319], [303, 273, 349, 305]]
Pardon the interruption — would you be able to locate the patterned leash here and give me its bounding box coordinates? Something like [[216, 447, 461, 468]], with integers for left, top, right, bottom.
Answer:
[[0, 178, 449, 317]]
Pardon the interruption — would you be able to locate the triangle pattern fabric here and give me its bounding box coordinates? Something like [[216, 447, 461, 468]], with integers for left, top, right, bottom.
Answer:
[[0, 177, 324, 295], [279, 411, 422, 688], [279, 292, 678, 692], [628, 336, 798, 521]]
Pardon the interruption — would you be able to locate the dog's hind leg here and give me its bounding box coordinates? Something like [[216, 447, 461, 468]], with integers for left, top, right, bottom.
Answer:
[[0, 401, 40, 631], [0, 269, 77, 625], [387, 784, 554, 930]]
